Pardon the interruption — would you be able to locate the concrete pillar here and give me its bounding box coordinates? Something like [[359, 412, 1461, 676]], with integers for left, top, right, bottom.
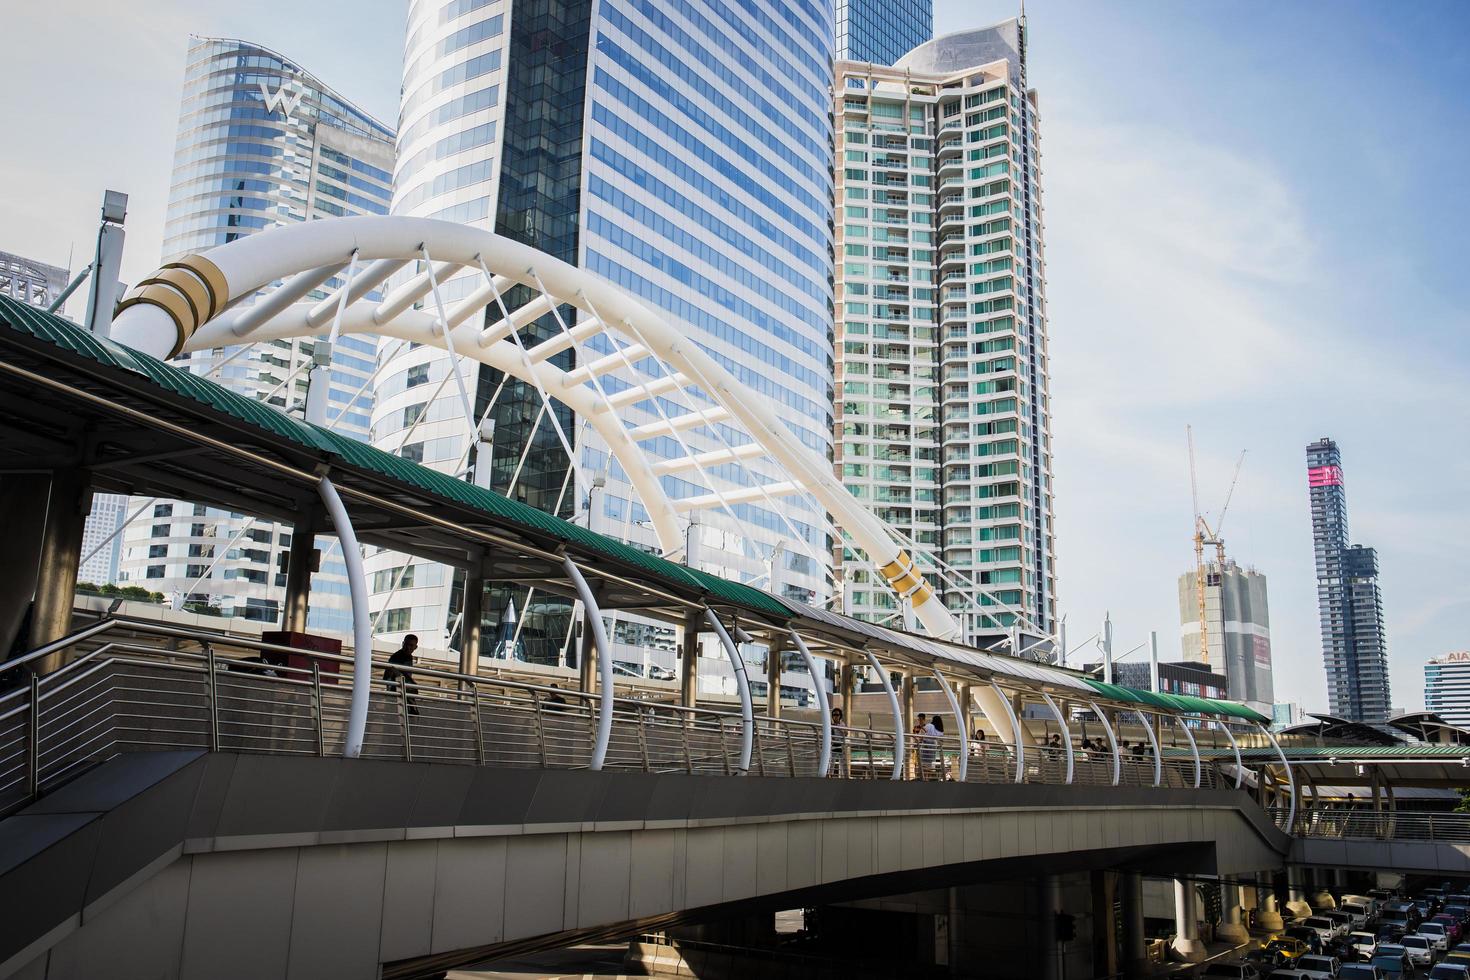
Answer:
[[958, 682, 973, 737], [900, 671, 915, 778], [1309, 867, 1336, 909], [30, 470, 90, 672], [765, 637, 784, 718], [1216, 878, 1249, 945], [579, 609, 596, 694], [1286, 866, 1312, 919], [0, 475, 51, 658], [1256, 883, 1284, 933], [1121, 871, 1148, 978], [1040, 873, 1064, 980], [281, 507, 319, 634], [1170, 878, 1206, 962], [679, 613, 700, 708], [838, 660, 855, 777], [459, 573, 482, 676]]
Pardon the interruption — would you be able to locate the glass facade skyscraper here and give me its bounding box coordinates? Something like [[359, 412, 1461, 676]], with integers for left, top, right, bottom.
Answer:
[[832, 21, 1056, 647], [118, 37, 395, 631], [1424, 653, 1470, 728], [1307, 437, 1391, 722], [836, 0, 933, 65], [379, 1, 835, 680]]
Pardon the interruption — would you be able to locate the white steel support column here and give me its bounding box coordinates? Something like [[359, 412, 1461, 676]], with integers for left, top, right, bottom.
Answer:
[[1175, 715, 1201, 789], [988, 680, 1025, 783], [1134, 711, 1162, 787], [1258, 722, 1296, 832], [1086, 700, 1121, 786], [931, 668, 968, 783], [318, 477, 371, 759], [704, 609, 753, 774], [1216, 720, 1244, 789], [864, 653, 903, 780], [1039, 692, 1073, 784], [789, 630, 831, 777], [563, 557, 613, 770]]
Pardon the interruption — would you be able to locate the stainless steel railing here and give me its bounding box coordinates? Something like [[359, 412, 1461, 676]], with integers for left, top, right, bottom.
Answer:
[[0, 618, 1232, 817], [1271, 807, 1470, 842]]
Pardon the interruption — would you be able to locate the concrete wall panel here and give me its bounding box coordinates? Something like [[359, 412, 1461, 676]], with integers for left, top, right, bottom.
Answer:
[[846, 817, 875, 880], [46, 857, 190, 980], [754, 823, 789, 897], [819, 818, 849, 883], [429, 837, 507, 953], [180, 848, 299, 980], [721, 825, 758, 901], [503, 835, 568, 941], [378, 839, 438, 962], [682, 827, 724, 910], [630, 829, 677, 919], [786, 821, 820, 890], [286, 843, 388, 980], [576, 830, 633, 926]]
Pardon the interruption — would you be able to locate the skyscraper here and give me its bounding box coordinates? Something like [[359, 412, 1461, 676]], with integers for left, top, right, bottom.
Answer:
[[832, 22, 1056, 646], [837, 0, 934, 65], [118, 37, 395, 630], [1307, 437, 1391, 722], [378, 1, 837, 665], [1424, 653, 1470, 727], [1176, 559, 1273, 714]]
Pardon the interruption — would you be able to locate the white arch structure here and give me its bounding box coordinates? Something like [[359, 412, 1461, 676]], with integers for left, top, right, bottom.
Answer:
[[110, 215, 961, 640]]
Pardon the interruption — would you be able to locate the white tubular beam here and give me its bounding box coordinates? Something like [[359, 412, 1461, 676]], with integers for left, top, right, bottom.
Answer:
[[1176, 715, 1201, 789], [318, 476, 372, 759], [562, 345, 646, 387], [563, 556, 613, 771], [988, 680, 1025, 783], [788, 630, 831, 777], [232, 263, 344, 337], [479, 293, 554, 348], [1258, 722, 1296, 832], [652, 443, 765, 476], [1216, 720, 1244, 789], [373, 261, 461, 323], [703, 609, 753, 774], [525, 316, 603, 363], [306, 258, 406, 327], [931, 668, 968, 783], [1134, 711, 1162, 787], [442, 272, 514, 329], [864, 653, 903, 780], [627, 407, 731, 441], [1086, 700, 1121, 786], [607, 373, 689, 410], [672, 481, 801, 512], [1040, 692, 1074, 785]]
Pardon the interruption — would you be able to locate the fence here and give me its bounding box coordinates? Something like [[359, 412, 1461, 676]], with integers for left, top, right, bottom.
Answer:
[[0, 619, 1227, 817]]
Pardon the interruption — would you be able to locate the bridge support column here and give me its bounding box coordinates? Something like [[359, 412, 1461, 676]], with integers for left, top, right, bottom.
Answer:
[[901, 671, 915, 779], [282, 506, 319, 634], [838, 660, 855, 777], [1121, 871, 1148, 978], [1216, 878, 1249, 945], [1170, 878, 1206, 963], [0, 474, 53, 660], [1255, 883, 1284, 932], [460, 571, 482, 676], [28, 469, 91, 672], [1308, 868, 1336, 909], [1040, 874, 1065, 980], [764, 636, 784, 718], [1286, 866, 1312, 919], [679, 612, 700, 707]]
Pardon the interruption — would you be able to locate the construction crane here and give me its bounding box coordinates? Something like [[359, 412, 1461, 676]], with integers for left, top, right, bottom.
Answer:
[[1187, 426, 1246, 667]]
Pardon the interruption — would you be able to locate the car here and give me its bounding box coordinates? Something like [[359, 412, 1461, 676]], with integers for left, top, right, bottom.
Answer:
[[1430, 965, 1470, 980], [1351, 932, 1382, 959], [1329, 911, 1360, 934], [1343, 903, 1374, 929], [1266, 937, 1315, 965], [647, 664, 675, 681], [1295, 954, 1342, 979], [1286, 927, 1327, 954], [1200, 962, 1263, 979], [1338, 966, 1385, 979], [1433, 916, 1464, 945], [1382, 909, 1416, 934], [1402, 934, 1436, 967], [1304, 915, 1348, 943], [1371, 945, 1413, 979], [1379, 924, 1409, 944], [1447, 907, 1470, 927], [1422, 922, 1454, 951]]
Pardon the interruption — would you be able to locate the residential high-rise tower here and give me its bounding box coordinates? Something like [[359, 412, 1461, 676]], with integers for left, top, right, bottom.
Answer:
[[1424, 653, 1470, 728], [1306, 437, 1390, 722], [833, 22, 1056, 646], [118, 37, 395, 630]]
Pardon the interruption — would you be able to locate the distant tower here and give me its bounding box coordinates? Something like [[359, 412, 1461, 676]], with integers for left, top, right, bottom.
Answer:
[[836, 0, 934, 65], [1306, 438, 1390, 722], [1177, 560, 1273, 715]]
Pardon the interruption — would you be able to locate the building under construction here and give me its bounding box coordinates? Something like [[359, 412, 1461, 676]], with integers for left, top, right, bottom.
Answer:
[[1177, 560, 1274, 715]]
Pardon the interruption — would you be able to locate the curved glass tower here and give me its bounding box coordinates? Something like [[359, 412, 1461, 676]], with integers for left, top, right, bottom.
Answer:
[[378, 1, 836, 684], [119, 37, 394, 631]]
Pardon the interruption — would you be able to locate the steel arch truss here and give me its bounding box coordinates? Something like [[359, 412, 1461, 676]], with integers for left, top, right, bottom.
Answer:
[[111, 216, 961, 639]]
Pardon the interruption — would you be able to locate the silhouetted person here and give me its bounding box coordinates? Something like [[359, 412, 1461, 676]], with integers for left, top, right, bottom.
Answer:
[[385, 634, 419, 715]]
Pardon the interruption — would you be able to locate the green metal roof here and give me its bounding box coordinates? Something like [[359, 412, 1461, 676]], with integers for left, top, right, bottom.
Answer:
[[1083, 678, 1269, 724], [0, 295, 788, 618]]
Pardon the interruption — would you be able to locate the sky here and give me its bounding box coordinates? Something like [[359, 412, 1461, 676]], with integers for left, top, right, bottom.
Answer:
[[3, 1, 1467, 713]]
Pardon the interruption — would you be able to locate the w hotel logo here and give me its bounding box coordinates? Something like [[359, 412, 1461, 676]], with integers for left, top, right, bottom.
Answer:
[[258, 80, 305, 121]]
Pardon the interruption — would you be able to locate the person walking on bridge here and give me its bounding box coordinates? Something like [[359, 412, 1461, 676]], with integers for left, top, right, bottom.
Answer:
[[384, 634, 419, 716]]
